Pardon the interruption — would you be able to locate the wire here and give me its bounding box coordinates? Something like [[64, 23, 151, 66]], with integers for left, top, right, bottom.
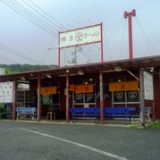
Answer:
[[41, 39, 58, 65], [84, 45, 100, 63], [103, 29, 112, 60], [1, 0, 105, 65], [0, 43, 42, 64], [135, 17, 157, 55], [1, 0, 57, 36], [12, 0, 57, 35], [119, 19, 127, 59], [103, 17, 123, 61], [0, 54, 15, 64], [106, 17, 123, 42], [21, 0, 60, 32], [29, 0, 67, 30]]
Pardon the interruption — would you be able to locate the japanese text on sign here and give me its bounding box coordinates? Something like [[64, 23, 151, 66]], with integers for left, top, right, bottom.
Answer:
[[144, 71, 153, 100], [0, 82, 13, 103], [59, 24, 101, 48]]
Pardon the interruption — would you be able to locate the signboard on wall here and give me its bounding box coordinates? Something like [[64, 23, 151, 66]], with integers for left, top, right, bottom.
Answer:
[[144, 71, 153, 100], [59, 24, 102, 48], [109, 81, 139, 92], [0, 82, 13, 103]]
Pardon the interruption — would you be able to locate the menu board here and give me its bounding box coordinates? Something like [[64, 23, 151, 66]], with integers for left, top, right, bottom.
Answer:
[[0, 82, 13, 103], [144, 71, 153, 100]]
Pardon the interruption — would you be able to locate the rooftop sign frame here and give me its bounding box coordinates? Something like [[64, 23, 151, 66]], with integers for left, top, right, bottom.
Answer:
[[58, 23, 103, 67]]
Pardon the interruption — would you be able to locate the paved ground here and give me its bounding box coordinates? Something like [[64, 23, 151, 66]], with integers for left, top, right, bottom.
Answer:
[[0, 120, 160, 160]]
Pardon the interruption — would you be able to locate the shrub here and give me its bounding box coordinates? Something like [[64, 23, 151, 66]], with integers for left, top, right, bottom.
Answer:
[[129, 125, 138, 129], [0, 105, 7, 119], [148, 120, 160, 128]]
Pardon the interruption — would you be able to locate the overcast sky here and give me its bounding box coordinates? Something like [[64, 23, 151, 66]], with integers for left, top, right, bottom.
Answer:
[[0, 0, 160, 66]]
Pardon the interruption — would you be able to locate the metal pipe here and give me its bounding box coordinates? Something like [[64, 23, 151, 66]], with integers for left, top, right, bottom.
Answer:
[[99, 69, 104, 124], [124, 9, 136, 60]]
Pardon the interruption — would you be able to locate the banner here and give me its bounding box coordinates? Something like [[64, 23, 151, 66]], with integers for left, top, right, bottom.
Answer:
[[69, 85, 76, 91], [144, 71, 153, 100], [41, 87, 57, 95], [0, 82, 13, 103], [109, 81, 139, 92], [69, 84, 93, 93]]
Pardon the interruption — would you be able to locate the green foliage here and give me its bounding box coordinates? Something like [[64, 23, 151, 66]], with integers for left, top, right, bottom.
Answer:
[[0, 64, 57, 74], [0, 104, 7, 119], [129, 125, 138, 129], [148, 121, 160, 128]]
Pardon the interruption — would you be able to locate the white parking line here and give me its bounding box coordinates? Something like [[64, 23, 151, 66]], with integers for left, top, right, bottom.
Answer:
[[19, 128, 128, 160]]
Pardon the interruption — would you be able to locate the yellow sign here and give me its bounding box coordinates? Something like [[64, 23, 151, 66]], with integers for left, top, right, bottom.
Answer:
[[69, 84, 93, 93], [41, 87, 57, 95], [109, 81, 139, 92]]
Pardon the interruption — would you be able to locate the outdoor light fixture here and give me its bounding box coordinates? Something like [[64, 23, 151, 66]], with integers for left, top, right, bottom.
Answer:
[[150, 67, 154, 73], [21, 77, 25, 81], [115, 66, 122, 72], [46, 74, 52, 78], [77, 71, 84, 75]]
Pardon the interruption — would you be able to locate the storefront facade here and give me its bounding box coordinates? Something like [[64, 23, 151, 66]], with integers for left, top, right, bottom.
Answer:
[[0, 55, 160, 125]]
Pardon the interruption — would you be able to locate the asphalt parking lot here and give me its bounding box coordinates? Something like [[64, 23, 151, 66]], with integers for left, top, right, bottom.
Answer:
[[0, 120, 160, 160]]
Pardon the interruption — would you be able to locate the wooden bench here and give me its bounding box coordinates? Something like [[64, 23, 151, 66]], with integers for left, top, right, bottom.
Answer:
[[16, 107, 36, 120], [104, 107, 131, 125], [128, 107, 152, 123], [69, 108, 100, 122], [143, 107, 152, 122], [70, 107, 131, 124]]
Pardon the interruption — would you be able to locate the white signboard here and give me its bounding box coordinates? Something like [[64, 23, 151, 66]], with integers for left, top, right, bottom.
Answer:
[[0, 82, 13, 103], [144, 71, 153, 100], [59, 24, 101, 48]]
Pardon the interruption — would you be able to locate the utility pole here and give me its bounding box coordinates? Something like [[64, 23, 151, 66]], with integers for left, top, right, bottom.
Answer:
[[68, 46, 82, 65], [124, 9, 136, 60]]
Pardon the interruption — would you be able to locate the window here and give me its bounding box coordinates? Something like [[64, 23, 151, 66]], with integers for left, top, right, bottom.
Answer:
[[73, 78, 96, 104], [127, 91, 139, 102], [114, 92, 125, 102], [74, 91, 95, 104], [85, 93, 95, 103], [112, 76, 139, 104], [74, 93, 83, 103]]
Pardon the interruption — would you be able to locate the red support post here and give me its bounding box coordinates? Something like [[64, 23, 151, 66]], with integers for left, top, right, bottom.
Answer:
[[37, 76, 41, 122], [58, 31, 60, 68], [152, 101, 155, 122], [12, 78, 16, 121], [100, 23, 104, 63], [99, 69, 104, 124], [66, 71, 69, 122], [124, 9, 136, 60]]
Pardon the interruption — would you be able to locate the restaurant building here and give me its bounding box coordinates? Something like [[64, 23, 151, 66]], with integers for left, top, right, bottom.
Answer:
[[0, 55, 160, 125]]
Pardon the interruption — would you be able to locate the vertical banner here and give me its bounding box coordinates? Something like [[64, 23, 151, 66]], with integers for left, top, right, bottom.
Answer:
[[0, 82, 13, 103], [143, 71, 153, 100]]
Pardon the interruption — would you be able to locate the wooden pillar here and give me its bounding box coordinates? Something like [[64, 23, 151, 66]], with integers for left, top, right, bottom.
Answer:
[[37, 76, 41, 122], [99, 69, 104, 124], [139, 68, 145, 126], [66, 71, 69, 122], [12, 78, 16, 120]]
